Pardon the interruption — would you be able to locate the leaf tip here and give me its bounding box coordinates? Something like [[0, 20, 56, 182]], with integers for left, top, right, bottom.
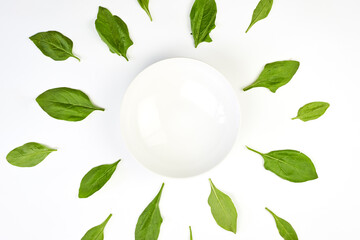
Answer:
[[156, 183, 165, 196], [245, 23, 253, 33], [78, 192, 87, 199], [313, 171, 319, 180]]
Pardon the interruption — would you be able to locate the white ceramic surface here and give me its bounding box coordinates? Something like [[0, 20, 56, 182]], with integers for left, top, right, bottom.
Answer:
[[120, 58, 241, 177]]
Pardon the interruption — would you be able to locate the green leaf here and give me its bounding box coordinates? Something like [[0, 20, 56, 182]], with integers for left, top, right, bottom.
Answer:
[[208, 179, 237, 233], [266, 208, 298, 240], [246, 146, 318, 183], [292, 102, 330, 122], [36, 87, 104, 122], [246, 0, 273, 33], [135, 183, 164, 240], [95, 6, 133, 61], [243, 60, 300, 93], [137, 0, 152, 21], [29, 31, 80, 61], [79, 160, 121, 198], [6, 142, 56, 167], [189, 226, 193, 240], [81, 214, 112, 240], [190, 0, 217, 48]]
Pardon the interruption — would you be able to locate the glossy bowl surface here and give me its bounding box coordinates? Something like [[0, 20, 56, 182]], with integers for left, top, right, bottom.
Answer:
[[120, 58, 241, 177]]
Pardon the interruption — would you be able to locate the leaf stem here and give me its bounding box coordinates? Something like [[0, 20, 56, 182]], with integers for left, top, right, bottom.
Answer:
[[72, 54, 80, 61], [160, 183, 165, 192], [209, 178, 214, 188], [245, 146, 263, 155], [95, 107, 105, 111], [243, 85, 252, 91], [103, 213, 112, 226], [265, 207, 276, 217]]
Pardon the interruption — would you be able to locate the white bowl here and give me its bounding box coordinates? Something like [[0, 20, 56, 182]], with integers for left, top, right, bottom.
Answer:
[[120, 58, 241, 178]]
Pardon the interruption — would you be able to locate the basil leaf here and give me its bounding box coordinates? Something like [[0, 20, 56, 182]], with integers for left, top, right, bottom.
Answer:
[[36, 87, 104, 122], [189, 226, 193, 240], [190, 0, 217, 48], [6, 142, 56, 167], [246, 0, 273, 33], [95, 6, 133, 61], [243, 60, 300, 93], [135, 183, 164, 240], [137, 0, 152, 21], [208, 179, 237, 234], [246, 147, 318, 183], [266, 208, 298, 240], [29, 31, 80, 61], [79, 160, 121, 198], [81, 214, 112, 240], [292, 102, 330, 122]]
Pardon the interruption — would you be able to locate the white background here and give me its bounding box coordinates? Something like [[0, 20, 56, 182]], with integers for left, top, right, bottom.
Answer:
[[0, 0, 359, 239]]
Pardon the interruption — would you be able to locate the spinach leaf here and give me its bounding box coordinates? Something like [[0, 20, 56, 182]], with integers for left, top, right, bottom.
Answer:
[[36, 87, 104, 122], [81, 214, 112, 240], [95, 6, 133, 60], [266, 208, 298, 240], [243, 60, 300, 93], [6, 142, 56, 167], [246, 0, 273, 33], [189, 226, 193, 240], [292, 102, 330, 122], [137, 0, 152, 21], [190, 0, 217, 48], [208, 179, 237, 234], [246, 147, 318, 183], [29, 31, 80, 61], [79, 160, 121, 198], [135, 183, 164, 240]]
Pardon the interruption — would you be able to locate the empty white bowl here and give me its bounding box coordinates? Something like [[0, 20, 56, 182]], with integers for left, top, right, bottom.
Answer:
[[120, 58, 241, 177]]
